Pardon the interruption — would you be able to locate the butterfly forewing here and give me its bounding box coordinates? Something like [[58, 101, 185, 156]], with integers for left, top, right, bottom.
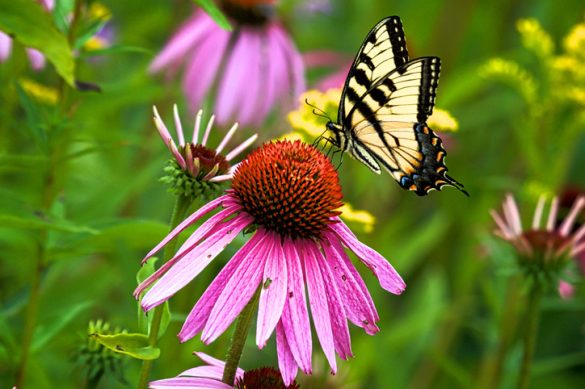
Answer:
[[329, 16, 467, 196], [340, 16, 409, 121]]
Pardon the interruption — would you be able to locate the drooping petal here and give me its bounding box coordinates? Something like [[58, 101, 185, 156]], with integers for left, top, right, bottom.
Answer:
[[184, 26, 230, 111], [256, 235, 288, 348], [141, 215, 251, 310], [322, 232, 379, 333], [215, 31, 254, 125], [272, 22, 305, 103], [504, 194, 522, 235], [559, 196, 585, 236], [135, 209, 248, 298], [235, 29, 263, 126], [149, 11, 211, 73], [280, 238, 312, 373], [149, 376, 232, 389], [193, 352, 245, 380], [303, 241, 337, 373], [532, 195, 546, 230], [201, 232, 272, 343], [329, 219, 406, 294], [179, 231, 267, 341], [276, 321, 299, 387], [142, 195, 230, 262], [317, 241, 352, 359]]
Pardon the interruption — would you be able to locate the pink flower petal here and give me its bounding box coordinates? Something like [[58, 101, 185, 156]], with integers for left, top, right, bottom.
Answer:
[[141, 215, 251, 310], [329, 219, 406, 294], [26, 48, 45, 70], [280, 238, 312, 373], [0, 32, 12, 61], [192, 352, 245, 380], [256, 235, 288, 348], [276, 321, 299, 387], [272, 22, 305, 102], [322, 232, 379, 334], [142, 195, 230, 262], [303, 241, 337, 373], [179, 365, 223, 380], [215, 32, 254, 124], [149, 377, 232, 388], [234, 29, 263, 126], [317, 241, 352, 360], [184, 27, 230, 110], [149, 11, 210, 73], [179, 231, 267, 341], [201, 232, 272, 343]]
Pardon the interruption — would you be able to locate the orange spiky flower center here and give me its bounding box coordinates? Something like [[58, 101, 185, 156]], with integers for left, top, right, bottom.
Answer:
[[232, 140, 343, 239]]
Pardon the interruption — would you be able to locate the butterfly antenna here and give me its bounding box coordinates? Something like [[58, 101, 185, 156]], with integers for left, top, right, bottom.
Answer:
[[305, 99, 332, 121]]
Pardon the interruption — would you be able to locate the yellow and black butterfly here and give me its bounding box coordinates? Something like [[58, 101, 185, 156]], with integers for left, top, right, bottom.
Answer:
[[326, 16, 468, 196]]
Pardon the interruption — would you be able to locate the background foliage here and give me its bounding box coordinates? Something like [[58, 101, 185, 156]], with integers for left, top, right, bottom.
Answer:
[[1, 0, 584, 388]]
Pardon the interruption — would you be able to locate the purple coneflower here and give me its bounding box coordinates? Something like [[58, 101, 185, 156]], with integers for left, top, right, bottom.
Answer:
[[491, 193, 585, 275], [153, 104, 257, 198], [0, 0, 53, 69], [135, 140, 405, 385], [150, 0, 305, 127], [150, 352, 297, 389]]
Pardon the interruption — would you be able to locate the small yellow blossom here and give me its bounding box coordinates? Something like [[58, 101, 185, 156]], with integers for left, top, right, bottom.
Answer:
[[287, 88, 341, 138], [428, 108, 459, 132], [563, 23, 585, 56], [83, 36, 109, 51], [88, 2, 111, 21], [19, 79, 58, 105], [338, 203, 376, 233], [516, 18, 554, 58], [480, 58, 537, 104], [278, 131, 306, 142]]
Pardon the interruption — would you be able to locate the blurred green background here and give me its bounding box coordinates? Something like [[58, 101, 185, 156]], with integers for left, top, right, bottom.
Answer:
[[1, 0, 584, 387]]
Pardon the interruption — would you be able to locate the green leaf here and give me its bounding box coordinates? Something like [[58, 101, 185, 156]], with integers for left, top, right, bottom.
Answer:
[[0, 0, 75, 85], [0, 213, 99, 234], [32, 301, 93, 351], [15, 82, 48, 152], [90, 333, 160, 360], [193, 0, 232, 31]]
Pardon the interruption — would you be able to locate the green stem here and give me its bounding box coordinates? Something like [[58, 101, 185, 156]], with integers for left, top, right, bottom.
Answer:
[[137, 194, 193, 389], [479, 276, 522, 389], [222, 287, 261, 385], [518, 280, 543, 389]]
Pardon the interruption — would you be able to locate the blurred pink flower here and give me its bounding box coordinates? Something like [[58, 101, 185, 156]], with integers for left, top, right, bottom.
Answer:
[[0, 0, 53, 70], [149, 352, 242, 389], [135, 140, 405, 385], [491, 194, 585, 292], [150, 3, 305, 127]]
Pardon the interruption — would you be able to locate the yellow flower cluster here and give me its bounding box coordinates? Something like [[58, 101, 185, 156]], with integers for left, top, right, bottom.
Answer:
[[287, 88, 341, 140], [88, 2, 111, 21], [482, 17, 585, 109], [338, 203, 376, 233]]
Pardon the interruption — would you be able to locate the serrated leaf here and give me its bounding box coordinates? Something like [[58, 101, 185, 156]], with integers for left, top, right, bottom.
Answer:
[[0, 0, 75, 85], [90, 333, 160, 360], [193, 0, 232, 31]]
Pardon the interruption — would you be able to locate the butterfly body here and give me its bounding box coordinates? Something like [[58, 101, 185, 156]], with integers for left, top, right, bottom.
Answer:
[[327, 16, 467, 196]]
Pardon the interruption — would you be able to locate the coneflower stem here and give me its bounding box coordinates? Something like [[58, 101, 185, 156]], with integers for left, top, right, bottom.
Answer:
[[518, 280, 543, 389], [137, 194, 193, 389], [222, 287, 261, 385]]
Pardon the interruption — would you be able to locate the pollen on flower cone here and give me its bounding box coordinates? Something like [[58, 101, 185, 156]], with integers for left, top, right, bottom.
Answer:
[[231, 140, 344, 239]]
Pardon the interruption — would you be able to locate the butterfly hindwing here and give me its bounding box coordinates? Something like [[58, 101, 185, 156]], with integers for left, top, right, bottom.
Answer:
[[329, 16, 467, 196]]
